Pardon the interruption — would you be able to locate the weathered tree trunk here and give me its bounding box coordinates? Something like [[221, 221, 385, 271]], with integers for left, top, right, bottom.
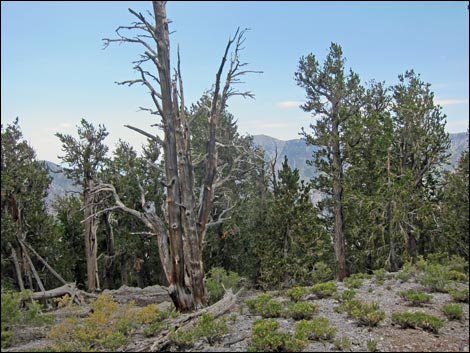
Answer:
[[84, 178, 99, 292], [332, 120, 348, 281], [101, 0, 255, 312], [9, 242, 25, 291]]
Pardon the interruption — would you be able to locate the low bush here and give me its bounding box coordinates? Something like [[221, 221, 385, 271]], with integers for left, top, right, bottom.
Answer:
[[333, 337, 351, 351], [343, 274, 364, 289], [245, 293, 282, 318], [391, 312, 444, 333], [47, 294, 136, 351], [284, 301, 318, 320], [1, 290, 54, 348], [284, 286, 308, 302], [442, 303, 464, 321], [294, 317, 337, 342], [448, 288, 469, 303], [248, 319, 303, 352], [398, 290, 433, 306], [169, 313, 228, 347], [310, 281, 337, 299], [206, 267, 243, 304]]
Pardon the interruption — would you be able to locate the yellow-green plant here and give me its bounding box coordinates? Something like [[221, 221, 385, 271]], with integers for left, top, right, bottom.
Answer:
[[449, 288, 469, 303], [310, 281, 337, 298], [169, 313, 228, 347], [47, 294, 136, 351], [333, 337, 351, 351], [391, 312, 443, 333], [284, 301, 318, 320], [245, 293, 282, 318], [1, 290, 54, 348], [284, 286, 308, 301], [442, 303, 464, 321], [294, 317, 337, 342], [248, 319, 303, 352], [398, 290, 433, 306]]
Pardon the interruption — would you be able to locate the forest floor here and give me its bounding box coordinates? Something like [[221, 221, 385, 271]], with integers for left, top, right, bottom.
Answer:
[[2, 273, 469, 352]]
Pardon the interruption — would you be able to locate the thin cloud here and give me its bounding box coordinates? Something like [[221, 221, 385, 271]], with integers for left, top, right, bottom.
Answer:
[[435, 99, 469, 106], [276, 101, 303, 108]]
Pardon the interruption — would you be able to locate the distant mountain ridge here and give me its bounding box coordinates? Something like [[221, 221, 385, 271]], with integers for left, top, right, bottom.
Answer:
[[253, 132, 469, 181], [43, 132, 468, 207]]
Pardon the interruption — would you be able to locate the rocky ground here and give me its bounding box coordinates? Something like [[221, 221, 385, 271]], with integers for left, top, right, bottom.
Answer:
[[2, 274, 469, 352]]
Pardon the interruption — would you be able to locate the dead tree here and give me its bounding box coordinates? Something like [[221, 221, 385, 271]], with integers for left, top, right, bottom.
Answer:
[[101, 1, 257, 311]]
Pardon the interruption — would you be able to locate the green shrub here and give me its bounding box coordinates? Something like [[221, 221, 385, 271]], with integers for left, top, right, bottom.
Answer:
[[284, 301, 318, 320], [206, 267, 243, 304], [442, 303, 464, 321], [396, 262, 414, 282], [398, 290, 433, 306], [310, 281, 337, 298], [1, 290, 54, 348], [294, 317, 337, 342], [245, 293, 282, 318], [335, 297, 385, 327], [311, 262, 334, 283], [284, 286, 308, 301], [449, 288, 469, 303], [391, 312, 444, 333], [170, 313, 228, 347], [333, 337, 351, 351], [420, 263, 453, 292], [373, 269, 386, 284], [343, 274, 364, 288], [350, 301, 385, 327], [367, 339, 378, 352], [248, 319, 303, 352]]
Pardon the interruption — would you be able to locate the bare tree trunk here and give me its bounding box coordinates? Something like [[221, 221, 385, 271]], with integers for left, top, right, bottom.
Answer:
[[21, 240, 68, 285], [9, 242, 24, 291], [332, 120, 348, 281], [101, 1, 256, 312], [84, 178, 99, 292]]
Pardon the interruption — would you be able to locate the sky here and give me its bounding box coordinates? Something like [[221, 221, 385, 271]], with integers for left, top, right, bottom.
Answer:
[[1, 1, 469, 164]]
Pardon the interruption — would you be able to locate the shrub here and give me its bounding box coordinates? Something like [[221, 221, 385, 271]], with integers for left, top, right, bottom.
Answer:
[[420, 264, 453, 292], [284, 286, 308, 302], [396, 262, 414, 282], [335, 296, 385, 327], [391, 312, 444, 333], [47, 294, 136, 351], [248, 319, 303, 352], [245, 293, 282, 318], [206, 267, 243, 304], [367, 339, 378, 352], [350, 301, 385, 327], [343, 274, 364, 289], [398, 290, 433, 306], [1, 290, 54, 348], [448, 288, 469, 303], [294, 317, 337, 342], [311, 262, 334, 283], [333, 337, 351, 351], [284, 301, 318, 320], [170, 313, 228, 347], [442, 303, 464, 321], [373, 269, 386, 284], [310, 281, 337, 299]]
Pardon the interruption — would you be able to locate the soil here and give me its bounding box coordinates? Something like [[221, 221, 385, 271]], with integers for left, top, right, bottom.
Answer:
[[2, 273, 469, 352]]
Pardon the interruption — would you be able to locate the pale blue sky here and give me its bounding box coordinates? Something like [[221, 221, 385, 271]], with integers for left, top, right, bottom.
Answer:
[[1, 1, 468, 163]]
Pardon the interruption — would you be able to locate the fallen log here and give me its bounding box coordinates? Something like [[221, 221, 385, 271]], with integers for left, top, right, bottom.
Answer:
[[30, 283, 96, 305]]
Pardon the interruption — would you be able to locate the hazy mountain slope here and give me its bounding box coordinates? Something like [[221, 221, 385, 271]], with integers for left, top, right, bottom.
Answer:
[[254, 132, 468, 181]]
